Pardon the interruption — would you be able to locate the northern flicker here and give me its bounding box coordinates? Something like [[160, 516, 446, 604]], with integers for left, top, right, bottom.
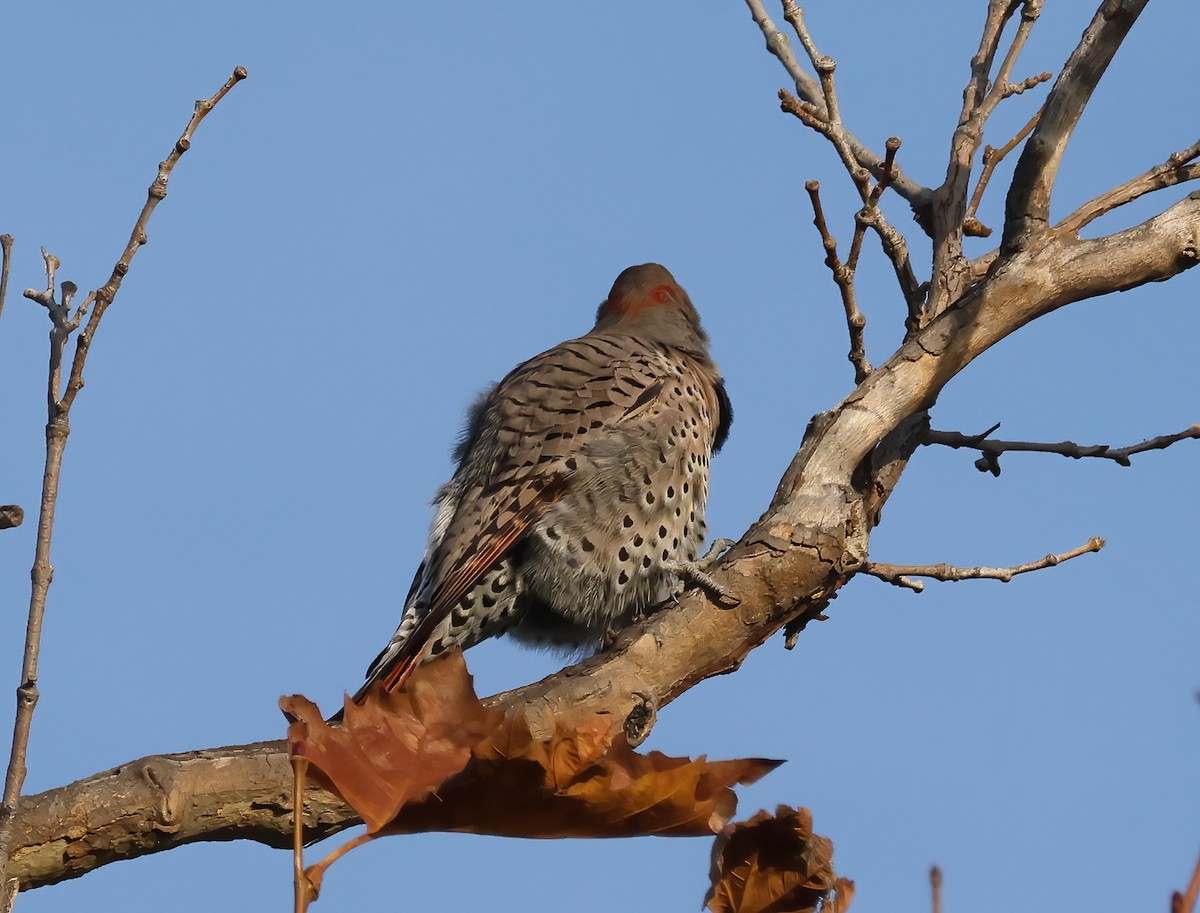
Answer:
[[352, 263, 731, 702]]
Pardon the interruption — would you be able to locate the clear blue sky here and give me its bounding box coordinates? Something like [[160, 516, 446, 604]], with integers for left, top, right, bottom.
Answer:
[[1, 2, 1196, 911]]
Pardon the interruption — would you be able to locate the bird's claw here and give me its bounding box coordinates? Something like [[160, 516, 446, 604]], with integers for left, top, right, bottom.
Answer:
[[663, 539, 740, 608], [697, 537, 737, 570]]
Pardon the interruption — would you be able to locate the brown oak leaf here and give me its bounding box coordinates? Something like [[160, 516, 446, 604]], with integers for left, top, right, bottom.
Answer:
[[705, 805, 851, 913], [389, 710, 781, 838], [280, 650, 502, 832], [283, 651, 782, 908]]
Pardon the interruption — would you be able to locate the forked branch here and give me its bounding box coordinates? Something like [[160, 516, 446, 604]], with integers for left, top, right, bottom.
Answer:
[[780, 91, 923, 316], [928, 0, 1046, 316], [804, 180, 871, 383], [744, 0, 931, 212], [1004, 0, 1148, 250], [964, 106, 1043, 238], [0, 66, 248, 910], [1059, 139, 1200, 235]]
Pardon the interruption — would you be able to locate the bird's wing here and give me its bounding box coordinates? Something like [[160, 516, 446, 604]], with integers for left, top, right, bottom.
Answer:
[[362, 335, 667, 691], [369, 333, 677, 693]]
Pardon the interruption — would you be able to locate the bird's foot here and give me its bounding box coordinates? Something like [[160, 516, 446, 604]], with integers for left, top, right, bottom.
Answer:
[[697, 537, 737, 570], [663, 538, 740, 608]]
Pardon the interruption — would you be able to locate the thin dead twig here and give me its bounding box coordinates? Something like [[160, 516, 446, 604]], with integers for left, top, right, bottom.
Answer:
[[1059, 139, 1200, 235], [742, 0, 931, 211], [964, 105, 1043, 238], [59, 66, 248, 413], [0, 236, 17, 538], [855, 137, 925, 331], [766, 2, 926, 325], [975, 2, 1043, 123], [0, 66, 248, 910], [291, 757, 314, 913], [805, 180, 871, 383], [929, 0, 1044, 317], [960, 1, 1021, 127], [923, 423, 1200, 476], [1002, 70, 1053, 99], [931, 865, 943, 913], [0, 235, 12, 324], [866, 537, 1104, 593], [847, 136, 900, 272], [1172, 849, 1200, 913], [780, 1, 868, 200], [779, 89, 923, 319]]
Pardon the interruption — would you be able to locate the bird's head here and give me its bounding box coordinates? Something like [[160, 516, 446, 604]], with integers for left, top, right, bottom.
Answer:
[[592, 263, 709, 349]]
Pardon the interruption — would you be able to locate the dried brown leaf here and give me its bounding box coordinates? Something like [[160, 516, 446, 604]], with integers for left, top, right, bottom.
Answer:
[[280, 650, 503, 832], [284, 652, 781, 908], [388, 709, 781, 838], [706, 805, 849, 913]]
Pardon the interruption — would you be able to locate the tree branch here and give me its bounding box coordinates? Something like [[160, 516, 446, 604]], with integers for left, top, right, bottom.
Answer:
[[0, 67, 249, 908], [6, 5, 1199, 899], [865, 537, 1104, 592], [928, 0, 1043, 317], [1003, 0, 1147, 251], [1058, 139, 1200, 235], [9, 183, 1199, 890], [7, 504, 849, 889], [0, 235, 12, 325], [743, 0, 932, 214], [923, 423, 1200, 475], [780, 92, 924, 317], [804, 180, 872, 383], [1173, 848, 1200, 913], [964, 106, 1043, 238]]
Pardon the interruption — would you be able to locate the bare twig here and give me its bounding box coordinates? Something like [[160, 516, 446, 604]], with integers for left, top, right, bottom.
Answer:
[[742, 0, 931, 211], [780, 90, 924, 319], [1059, 139, 1200, 235], [1002, 70, 1053, 99], [960, 2, 1021, 127], [1, 254, 74, 903], [0, 233, 17, 532], [964, 105, 1043, 237], [865, 537, 1104, 592], [60, 67, 248, 413], [931, 865, 943, 913], [1004, 0, 1148, 250], [1172, 848, 1200, 913], [805, 180, 872, 383], [291, 757, 312, 913], [0, 66, 248, 909], [0, 235, 12, 324], [847, 136, 900, 272], [779, 1, 869, 202], [977, 2, 1043, 121], [929, 1, 1043, 317], [767, 3, 927, 324], [923, 423, 1200, 475]]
